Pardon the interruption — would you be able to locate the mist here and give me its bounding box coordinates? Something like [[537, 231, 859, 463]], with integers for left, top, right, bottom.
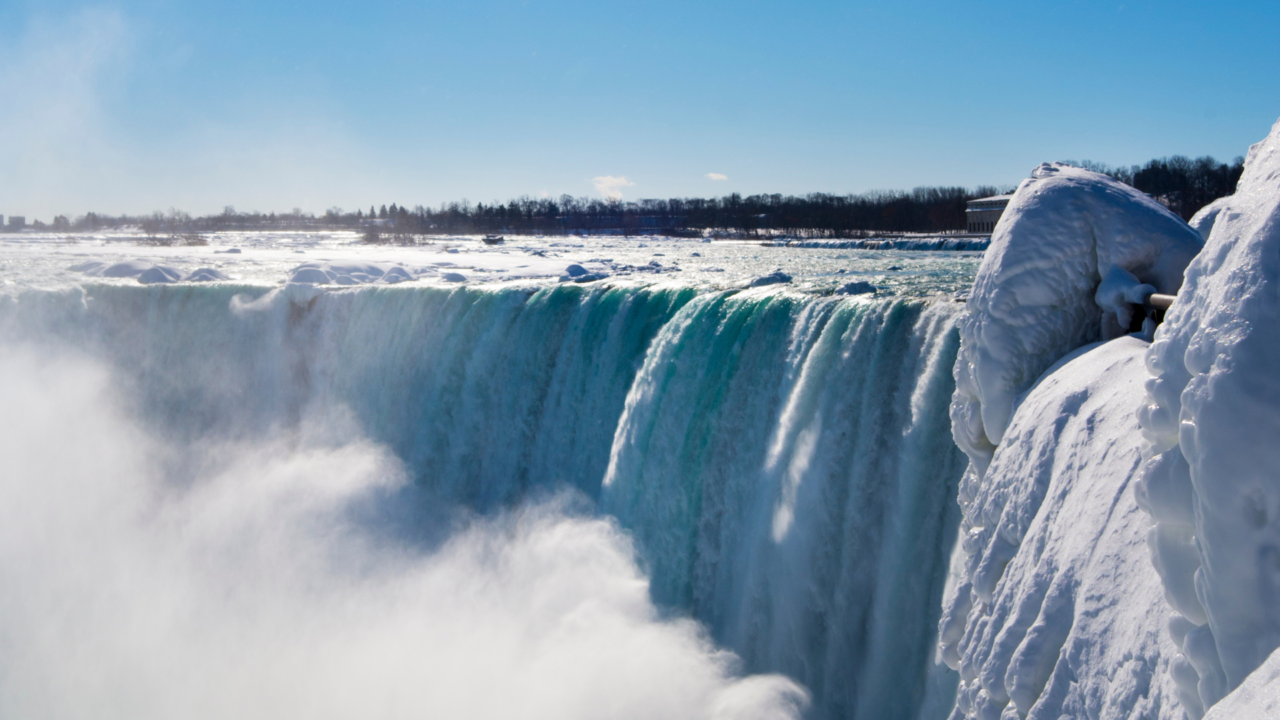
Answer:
[[0, 345, 807, 719]]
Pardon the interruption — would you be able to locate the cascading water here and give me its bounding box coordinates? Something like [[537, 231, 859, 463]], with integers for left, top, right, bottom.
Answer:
[[1, 280, 967, 720], [603, 290, 967, 720]]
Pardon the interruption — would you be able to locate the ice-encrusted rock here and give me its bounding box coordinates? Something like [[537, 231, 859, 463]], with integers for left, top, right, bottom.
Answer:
[[749, 270, 791, 288], [101, 260, 154, 278], [941, 337, 1183, 720], [952, 163, 1202, 478], [1138, 118, 1280, 718], [564, 264, 588, 277], [136, 266, 183, 284], [1187, 196, 1232, 241], [940, 162, 1214, 720], [72, 260, 228, 283], [287, 261, 416, 285], [561, 272, 609, 283], [835, 280, 876, 295], [184, 268, 229, 282], [441, 272, 467, 283]]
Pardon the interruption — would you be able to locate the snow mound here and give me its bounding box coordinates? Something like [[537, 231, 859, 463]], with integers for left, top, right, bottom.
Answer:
[[137, 266, 183, 284], [70, 260, 228, 283], [941, 337, 1181, 720], [184, 268, 229, 282], [564, 264, 588, 277], [1205, 647, 1280, 720], [100, 260, 155, 278], [287, 261, 416, 285], [1137, 118, 1280, 717], [749, 270, 791, 288], [835, 280, 876, 295], [1188, 196, 1232, 241], [952, 163, 1202, 477], [67, 260, 111, 275], [441, 272, 467, 283], [560, 272, 609, 283]]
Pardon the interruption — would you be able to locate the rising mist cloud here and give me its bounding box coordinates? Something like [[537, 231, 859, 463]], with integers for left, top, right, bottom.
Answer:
[[0, 345, 809, 720], [706, 173, 728, 181]]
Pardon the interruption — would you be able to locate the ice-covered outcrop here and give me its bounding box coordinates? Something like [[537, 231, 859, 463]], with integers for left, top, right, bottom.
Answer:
[[288, 261, 416, 285], [70, 260, 231, 283], [1137, 119, 1280, 718], [1187, 196, 1232, 241], [940, 338, 1182, 720], [952, 163, 1203, 477], [748, 270, 792, 287], [942, 162, 1211, 720], [1203, 647, 1280, 719], [835, 280, 876, 295]]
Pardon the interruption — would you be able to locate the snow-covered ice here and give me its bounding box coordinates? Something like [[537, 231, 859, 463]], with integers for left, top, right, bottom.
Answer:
[[0, 231, 982, 299], [1138, 117, 1280, 717], [941, 160, 1214, 720], [749, 270, 792, 287], [951, 163, 1202, 477], [1204, 647, 1280, 719], [835, 280, 876, 295], [940, 337, 1181, 720], [1188, 196, 1232, 241]]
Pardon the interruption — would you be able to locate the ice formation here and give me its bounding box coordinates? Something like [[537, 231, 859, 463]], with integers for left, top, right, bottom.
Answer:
[[941, 162, 1211, 719], [748, 270, 792, 287], [940, 338, 1181, 719], [951, 163, 1203, 477], [1187, 196, 1232, 241], [288, 261, 417, 285], [835, 280, 876, 295], [72, 259, 230, 283], [1137, 119, 1280, 717], [1204, 647, 1280, 719]]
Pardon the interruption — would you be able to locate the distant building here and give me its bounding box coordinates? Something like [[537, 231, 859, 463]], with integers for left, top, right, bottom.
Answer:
[[6, 216, 25, 232], [966, 195, 1012, 234]]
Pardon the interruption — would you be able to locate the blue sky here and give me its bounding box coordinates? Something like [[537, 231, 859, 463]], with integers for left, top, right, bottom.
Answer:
[[2, 0, 1278, 218]]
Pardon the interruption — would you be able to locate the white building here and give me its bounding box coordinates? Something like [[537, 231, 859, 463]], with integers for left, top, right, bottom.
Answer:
[[966, 194, 1012, 234]]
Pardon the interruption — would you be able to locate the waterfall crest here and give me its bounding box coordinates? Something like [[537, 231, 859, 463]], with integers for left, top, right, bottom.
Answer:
[[2, 281, 967, 720]]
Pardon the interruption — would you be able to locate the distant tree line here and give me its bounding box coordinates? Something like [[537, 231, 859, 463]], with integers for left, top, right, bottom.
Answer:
[[339, 187, 1020, 240], [49, 189, 1015, 239], [1061, 155, 1245, 221], [39, 153, 1242, 238]]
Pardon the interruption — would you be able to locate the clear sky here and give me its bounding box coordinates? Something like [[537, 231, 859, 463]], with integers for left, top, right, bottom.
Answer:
[[2, 0, 1278, 219]]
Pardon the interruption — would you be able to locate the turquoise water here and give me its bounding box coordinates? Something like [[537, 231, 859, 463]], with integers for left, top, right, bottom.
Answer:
[[2, 271, 972, 719]]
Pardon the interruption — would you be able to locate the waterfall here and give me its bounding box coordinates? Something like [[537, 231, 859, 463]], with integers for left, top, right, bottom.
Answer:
[[1, 281, 967, 720]]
